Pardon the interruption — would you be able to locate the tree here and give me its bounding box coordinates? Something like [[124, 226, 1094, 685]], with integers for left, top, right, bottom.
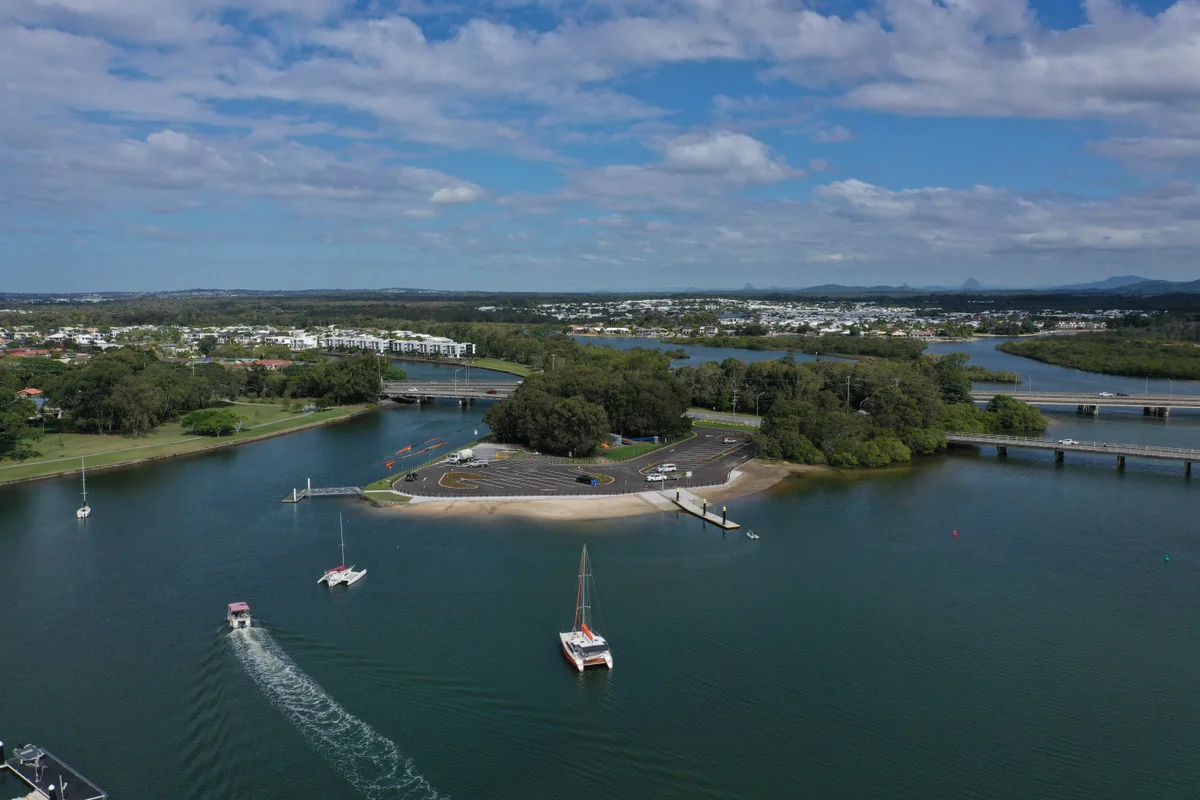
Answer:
[[181, 408, 247, 436], [198, 336, 218, 356], [933, 352, 973, 404], [535, 397, 609, 456], [986, 395, 1048, 433]]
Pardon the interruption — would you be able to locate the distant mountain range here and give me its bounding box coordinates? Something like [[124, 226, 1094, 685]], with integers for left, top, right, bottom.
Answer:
[[727, 275, 1200, 295]]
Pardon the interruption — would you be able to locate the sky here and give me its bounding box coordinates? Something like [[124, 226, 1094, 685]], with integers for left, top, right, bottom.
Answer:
[[4, 0, 1200, 292]]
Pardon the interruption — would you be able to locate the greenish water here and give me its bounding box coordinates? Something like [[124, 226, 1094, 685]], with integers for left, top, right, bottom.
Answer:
[[4, 359, 1200, 799]]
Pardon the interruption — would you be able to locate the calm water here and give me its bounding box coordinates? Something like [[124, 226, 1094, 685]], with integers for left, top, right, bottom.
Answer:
[[4, 360, 1200, 799]]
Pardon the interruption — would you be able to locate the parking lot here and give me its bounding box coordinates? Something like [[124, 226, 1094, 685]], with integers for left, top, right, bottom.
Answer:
[[397, 428, 755, 498]]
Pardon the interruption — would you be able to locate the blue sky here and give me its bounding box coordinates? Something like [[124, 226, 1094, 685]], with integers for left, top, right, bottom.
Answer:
[[4, 0, 1200, 291]]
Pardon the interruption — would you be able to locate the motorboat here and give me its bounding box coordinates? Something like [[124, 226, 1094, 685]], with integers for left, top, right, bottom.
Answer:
[[318, 515, 366, 587], [227, 602, 252, 629], [559, 544, 613, 672], [746, 530, 760, 540]]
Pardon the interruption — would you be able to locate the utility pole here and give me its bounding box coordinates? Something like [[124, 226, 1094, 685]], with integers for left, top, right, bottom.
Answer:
[[732, 390, 738, 423], [846, 376, 851, 407]]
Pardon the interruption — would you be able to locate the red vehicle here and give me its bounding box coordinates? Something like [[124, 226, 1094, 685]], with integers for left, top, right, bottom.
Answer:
[[486, 389, 498, 395]]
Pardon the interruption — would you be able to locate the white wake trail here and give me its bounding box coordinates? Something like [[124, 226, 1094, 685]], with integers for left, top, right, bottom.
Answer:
[[230, 627, 445, 800]]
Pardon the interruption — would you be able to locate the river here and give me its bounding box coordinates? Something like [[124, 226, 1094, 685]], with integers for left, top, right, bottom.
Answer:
[[3, 355, 1199, 800]]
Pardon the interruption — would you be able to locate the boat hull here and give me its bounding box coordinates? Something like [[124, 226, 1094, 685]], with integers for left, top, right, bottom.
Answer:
[[559, 632, 612, 672]]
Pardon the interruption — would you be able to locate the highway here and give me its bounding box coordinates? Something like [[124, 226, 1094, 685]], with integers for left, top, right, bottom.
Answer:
[[969, 391, 1200, 409], [381, 380, 519, 399], [946, 433, 1200, 473]]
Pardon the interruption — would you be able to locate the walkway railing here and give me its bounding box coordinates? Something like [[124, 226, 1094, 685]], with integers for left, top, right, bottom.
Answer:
[[946, 433, 1200, 462]]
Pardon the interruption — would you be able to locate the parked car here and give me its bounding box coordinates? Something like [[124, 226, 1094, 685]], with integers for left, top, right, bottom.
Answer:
[[645, 472, 665, 482], [486, 389, 498, 395], [576, 474, 598, 486], [658, 463, 678, 473], [1057, 439, 1079, 445], [722, 437, 739, 444], [404, 471, 418, 482], [1098, 392, 1115, 397]]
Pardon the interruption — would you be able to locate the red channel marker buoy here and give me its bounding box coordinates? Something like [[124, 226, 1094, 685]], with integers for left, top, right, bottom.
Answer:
[[952, 529, 957, 538]]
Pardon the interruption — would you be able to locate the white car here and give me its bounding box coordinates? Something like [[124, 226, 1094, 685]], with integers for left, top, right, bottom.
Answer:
[[1057, 438, 1079, 445], [1098, 392, 1115, 397], [722, 437, 739, 444], [658, 463, 678, 473], [645, 472, 666, 482]]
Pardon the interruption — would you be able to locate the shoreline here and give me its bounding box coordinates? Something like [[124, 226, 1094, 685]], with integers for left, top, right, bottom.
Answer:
[[0, 405, 375, 488], [378, 460, 831, 520]]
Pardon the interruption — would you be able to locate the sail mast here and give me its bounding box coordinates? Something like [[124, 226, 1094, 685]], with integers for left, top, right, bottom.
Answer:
[[574, 545, 586, 631], [80, 457, 87, 504], [339, 514, 346, 565]]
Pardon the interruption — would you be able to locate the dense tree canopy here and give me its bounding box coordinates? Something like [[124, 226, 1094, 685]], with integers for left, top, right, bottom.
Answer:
[[484, 348, 690, 456], [998, 333, 1200, 380]]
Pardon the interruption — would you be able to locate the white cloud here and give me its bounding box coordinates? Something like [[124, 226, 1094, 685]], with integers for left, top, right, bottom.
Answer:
[[811, 125, 854, 143], [429, 184, 481, 205], [402, 208, 438, 218], [660, 131, 797, 183]]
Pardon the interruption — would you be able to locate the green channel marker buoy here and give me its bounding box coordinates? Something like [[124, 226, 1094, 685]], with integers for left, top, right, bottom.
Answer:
[[1165, 554, 1171, 562]]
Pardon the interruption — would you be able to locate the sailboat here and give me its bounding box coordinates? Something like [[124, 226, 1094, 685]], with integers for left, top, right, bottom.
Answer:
[[559, 544, 613, 672], [76, 457, 91, 519], [318, 514, 366, 587]]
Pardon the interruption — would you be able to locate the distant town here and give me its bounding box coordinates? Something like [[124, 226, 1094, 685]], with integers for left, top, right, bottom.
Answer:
[[0, 298, 1123, 364]]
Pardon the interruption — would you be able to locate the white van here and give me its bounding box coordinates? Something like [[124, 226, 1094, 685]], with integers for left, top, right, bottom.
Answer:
[[658, 463, 678, 473]]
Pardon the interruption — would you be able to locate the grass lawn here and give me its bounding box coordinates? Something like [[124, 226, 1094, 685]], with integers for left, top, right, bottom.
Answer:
[[692, 419, 760, 431], [603, 432, 696, 461], [466, 358, 533, 376], [439, 471, 487, 489], [364, 475, 397, 492], [0, 404, 368, 483]]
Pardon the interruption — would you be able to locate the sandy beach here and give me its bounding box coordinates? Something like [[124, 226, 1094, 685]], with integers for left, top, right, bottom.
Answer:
[[384, 459, 832, 520]]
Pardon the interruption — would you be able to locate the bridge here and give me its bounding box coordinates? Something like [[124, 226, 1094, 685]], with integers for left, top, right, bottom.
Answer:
[[381, 380, 519, 401], [946, 433, 1200, 474], [970, 391, 1200, 417]]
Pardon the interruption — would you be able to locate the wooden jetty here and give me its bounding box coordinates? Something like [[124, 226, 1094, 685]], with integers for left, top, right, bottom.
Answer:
[[669, 488, 740, 530], [1, 740, 108, 800], [282, 478, 364, 503]]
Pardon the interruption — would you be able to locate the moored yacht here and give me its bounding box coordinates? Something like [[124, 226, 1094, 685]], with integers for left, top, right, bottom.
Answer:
[[227, 602, 252, 629], [318, 515, 366, 587], [559, 544, 613, 672], [76, 457, 91, 519]]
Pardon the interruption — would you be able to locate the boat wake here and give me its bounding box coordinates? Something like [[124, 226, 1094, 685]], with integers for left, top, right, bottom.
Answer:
[[230, 627, 445, 799]]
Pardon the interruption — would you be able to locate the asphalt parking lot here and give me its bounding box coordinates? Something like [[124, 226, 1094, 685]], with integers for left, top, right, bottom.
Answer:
[[397, 427, 755, 498]]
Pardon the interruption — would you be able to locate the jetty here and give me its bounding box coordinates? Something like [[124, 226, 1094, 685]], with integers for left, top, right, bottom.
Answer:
[[282, 478, 363, 503], [1, 740, 108, 800], [669, 488, 740, 530]]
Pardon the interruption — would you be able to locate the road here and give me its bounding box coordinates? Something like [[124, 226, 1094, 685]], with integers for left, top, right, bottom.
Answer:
[[394, 428, 755, 498]]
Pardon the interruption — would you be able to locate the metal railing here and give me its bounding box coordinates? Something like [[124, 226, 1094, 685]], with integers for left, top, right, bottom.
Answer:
[[946, 433, 1200, 460]]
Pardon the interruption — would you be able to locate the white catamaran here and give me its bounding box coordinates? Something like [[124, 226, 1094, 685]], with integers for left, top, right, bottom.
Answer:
[[76, 457, 91, 519], [559, 544, 613, 672], [318, 515, 366, 587]]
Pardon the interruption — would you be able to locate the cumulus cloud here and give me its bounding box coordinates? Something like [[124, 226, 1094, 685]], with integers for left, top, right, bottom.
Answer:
[[429, 184, 482, 205], [7, 0, 1200, 286], [660, 132, 798, 183]]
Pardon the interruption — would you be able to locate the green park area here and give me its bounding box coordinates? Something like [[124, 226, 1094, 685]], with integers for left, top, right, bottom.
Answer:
[[466, 358, 533, 376], [0, 403, 367, 483]]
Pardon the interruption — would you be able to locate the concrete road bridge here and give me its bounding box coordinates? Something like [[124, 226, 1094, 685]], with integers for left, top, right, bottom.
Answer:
[[947, 433, 1200, 474], [969, 391, 1200, 417], [382, 380, 520, 401]]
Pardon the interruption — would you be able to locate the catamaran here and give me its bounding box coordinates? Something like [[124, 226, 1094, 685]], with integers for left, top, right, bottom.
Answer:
[[318, 515, 366, 587], [76, 457, 91, 519], [559, 544, 613, 672]]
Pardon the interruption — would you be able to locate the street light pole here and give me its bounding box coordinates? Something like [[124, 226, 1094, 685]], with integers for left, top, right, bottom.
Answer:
[[1022, 373, 1032, 394], [755, 391, 766, 417], [455, 367, 464, 398]]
